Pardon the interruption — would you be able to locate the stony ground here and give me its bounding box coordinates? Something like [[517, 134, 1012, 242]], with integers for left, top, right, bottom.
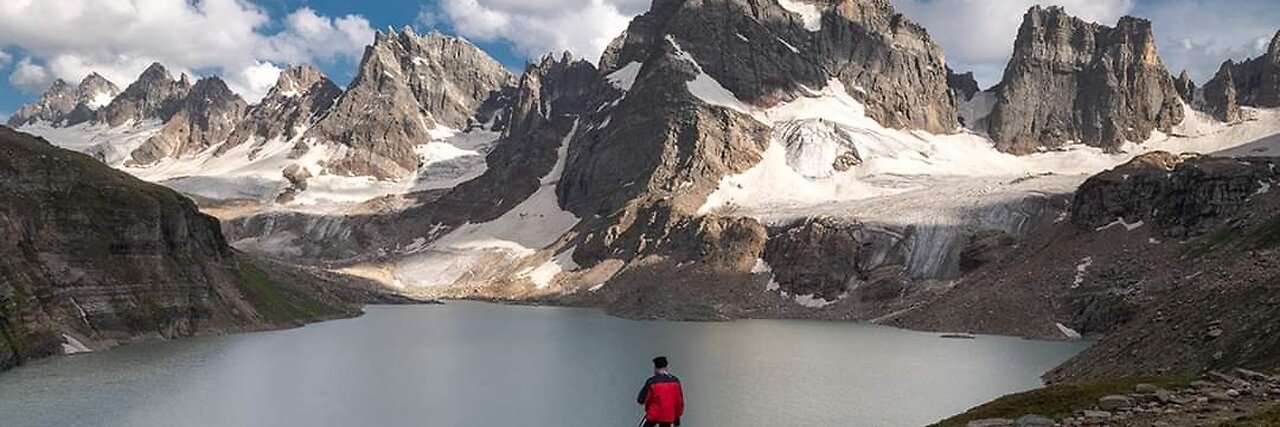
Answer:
[[949, 368, 1280, 427]]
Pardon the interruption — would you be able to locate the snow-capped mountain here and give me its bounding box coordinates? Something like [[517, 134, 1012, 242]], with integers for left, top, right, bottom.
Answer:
[[6, 73, 119, 127], [9, 0, 1280, 377]]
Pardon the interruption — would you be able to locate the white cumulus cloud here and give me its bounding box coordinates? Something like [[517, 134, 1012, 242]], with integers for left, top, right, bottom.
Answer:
[[0, 0, 374, 102], [9, 57, 51, 92], [428, 0, 650, 63]]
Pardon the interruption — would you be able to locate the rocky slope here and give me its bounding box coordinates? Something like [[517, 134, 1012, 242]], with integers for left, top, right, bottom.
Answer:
[[986, 6, 1184, 153], [0, 126, 387, 372], [223, 64, 342, 155], [599, 0, 958, 133], [96, 63, 192, 128], [128, 76, 248, 166], [880, 151, 1280, 381], [304, 27, 514, 180], [6, 74, 119, 127]]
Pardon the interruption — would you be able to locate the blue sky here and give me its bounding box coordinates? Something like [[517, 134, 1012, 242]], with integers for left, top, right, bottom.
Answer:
[[1, 0, 1277, 119]]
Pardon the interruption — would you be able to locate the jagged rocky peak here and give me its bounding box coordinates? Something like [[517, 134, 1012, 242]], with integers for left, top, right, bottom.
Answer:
[[1201, 61, 1242, 122], [224, 65, 341, 151], [7, 73, 121, 127], [76, 73, 120, 108], [303, 27, 515, 180], [128, 76, 247, 166], [987, 6, 1184, 154], [1203, 29, 1280, 109], [947, 68, 981, 102], [598, 0, 958, 133], [1174, 70, 1196, 102], [98, 62, 193, 128], [504, 51, 617, 138]]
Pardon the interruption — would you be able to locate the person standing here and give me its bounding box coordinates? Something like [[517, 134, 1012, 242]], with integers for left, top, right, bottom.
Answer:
[[636, 356, 684, 427]]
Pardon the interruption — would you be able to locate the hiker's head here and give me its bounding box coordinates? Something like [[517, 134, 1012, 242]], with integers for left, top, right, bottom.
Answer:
[[652, 356, 669, 372]]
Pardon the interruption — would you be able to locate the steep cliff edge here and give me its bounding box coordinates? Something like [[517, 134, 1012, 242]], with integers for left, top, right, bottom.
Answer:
[[0, 127, 380, 372], [987, 6, 1184, 153]]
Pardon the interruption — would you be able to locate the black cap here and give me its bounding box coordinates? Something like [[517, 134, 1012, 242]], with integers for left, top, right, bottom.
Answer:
[[652, 356, 669, 369]]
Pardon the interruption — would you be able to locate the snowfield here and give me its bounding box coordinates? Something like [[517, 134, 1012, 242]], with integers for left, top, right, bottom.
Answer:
[[390, 121, 582, 288], [21, 119, 501, 214]]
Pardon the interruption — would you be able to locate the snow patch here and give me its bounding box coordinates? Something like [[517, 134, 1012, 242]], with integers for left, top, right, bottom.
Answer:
[[794, 293, 838, 308], [1257, 181, 1272, 195], [607, 62, 643, 92], [1055, 323, 1083, 340], [1095, 218, 1144, 232], [777, 0, 823, 32], [1073, 257, 1093, 289], [87, 92, 115, 109], [61, 334, 91, 355], [519, 247, 579, 288]]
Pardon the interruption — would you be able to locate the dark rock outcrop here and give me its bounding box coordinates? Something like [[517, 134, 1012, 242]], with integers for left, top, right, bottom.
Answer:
[[987, 6, 1184, 153], [1202, 61, 1243, 122], [1072, 151, 1280, 236], [599, 0, 958, 133], [305, 27, 514, 180], [97, 63, 192, 128], [223, 65, 341, 155], [765, 217, 905, 302], [128, 77, 248, 166], [6, 73, 120, 127], [0, 126, 362, 372], [1174, 70, 1196, 102], [948, 68, 981, 102]]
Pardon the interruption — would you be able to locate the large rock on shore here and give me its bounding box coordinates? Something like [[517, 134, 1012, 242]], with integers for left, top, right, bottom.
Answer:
[[987, 6, 1184, 153]]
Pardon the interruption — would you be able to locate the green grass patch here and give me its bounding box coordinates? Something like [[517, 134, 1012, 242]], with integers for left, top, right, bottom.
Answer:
[[1218, 404, 1280, 427], [932, 376, 1194, 427], [234, 261, 343, 324]]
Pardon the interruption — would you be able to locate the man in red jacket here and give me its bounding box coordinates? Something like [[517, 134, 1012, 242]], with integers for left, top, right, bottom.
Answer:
[[637, 356, 684, 427]]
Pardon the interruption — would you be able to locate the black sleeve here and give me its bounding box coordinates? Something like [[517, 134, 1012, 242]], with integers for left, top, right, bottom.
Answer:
[[637, 378, 651, 405]]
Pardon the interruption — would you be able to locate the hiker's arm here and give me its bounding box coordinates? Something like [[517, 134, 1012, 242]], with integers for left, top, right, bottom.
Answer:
[[675, 383, 685, 418], [636, 380, 649, 405]]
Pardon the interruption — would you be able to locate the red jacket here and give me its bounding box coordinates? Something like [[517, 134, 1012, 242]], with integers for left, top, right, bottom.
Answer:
[[637, 373, 684, 423]]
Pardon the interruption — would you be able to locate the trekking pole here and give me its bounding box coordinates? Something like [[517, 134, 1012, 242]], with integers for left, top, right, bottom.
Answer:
[[635, 413, 646, 427]]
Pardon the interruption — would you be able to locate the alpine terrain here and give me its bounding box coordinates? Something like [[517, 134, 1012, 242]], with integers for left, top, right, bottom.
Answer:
[[7, 0, 1280, 424]]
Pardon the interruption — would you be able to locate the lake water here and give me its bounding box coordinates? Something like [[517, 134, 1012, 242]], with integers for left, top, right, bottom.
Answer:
[[0, 302, 1087, 427]]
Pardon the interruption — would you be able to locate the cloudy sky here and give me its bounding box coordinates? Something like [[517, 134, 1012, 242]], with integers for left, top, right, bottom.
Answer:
[[0, 0, 1277, 119]]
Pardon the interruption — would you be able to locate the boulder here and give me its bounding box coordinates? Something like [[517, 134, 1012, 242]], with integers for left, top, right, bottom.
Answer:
[[1098, 395, 1135, 411]]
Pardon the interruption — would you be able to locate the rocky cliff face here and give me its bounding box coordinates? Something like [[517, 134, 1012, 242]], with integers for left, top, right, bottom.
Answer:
[[128, 77, 248, 166], [1071, 152, 1277, 236], [987, 6, 1184, 153], [1174, 70, 1196, 102], [305, 28, 514, 180], [599, 0, 958, 134], [97, 63, 192, 128], [1202, 61, 1243, 122], [1202, 30, 1280, 110], [0, 127, 368, 372], [223, 65, 341, 154], [6, 74, 120, 127]]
